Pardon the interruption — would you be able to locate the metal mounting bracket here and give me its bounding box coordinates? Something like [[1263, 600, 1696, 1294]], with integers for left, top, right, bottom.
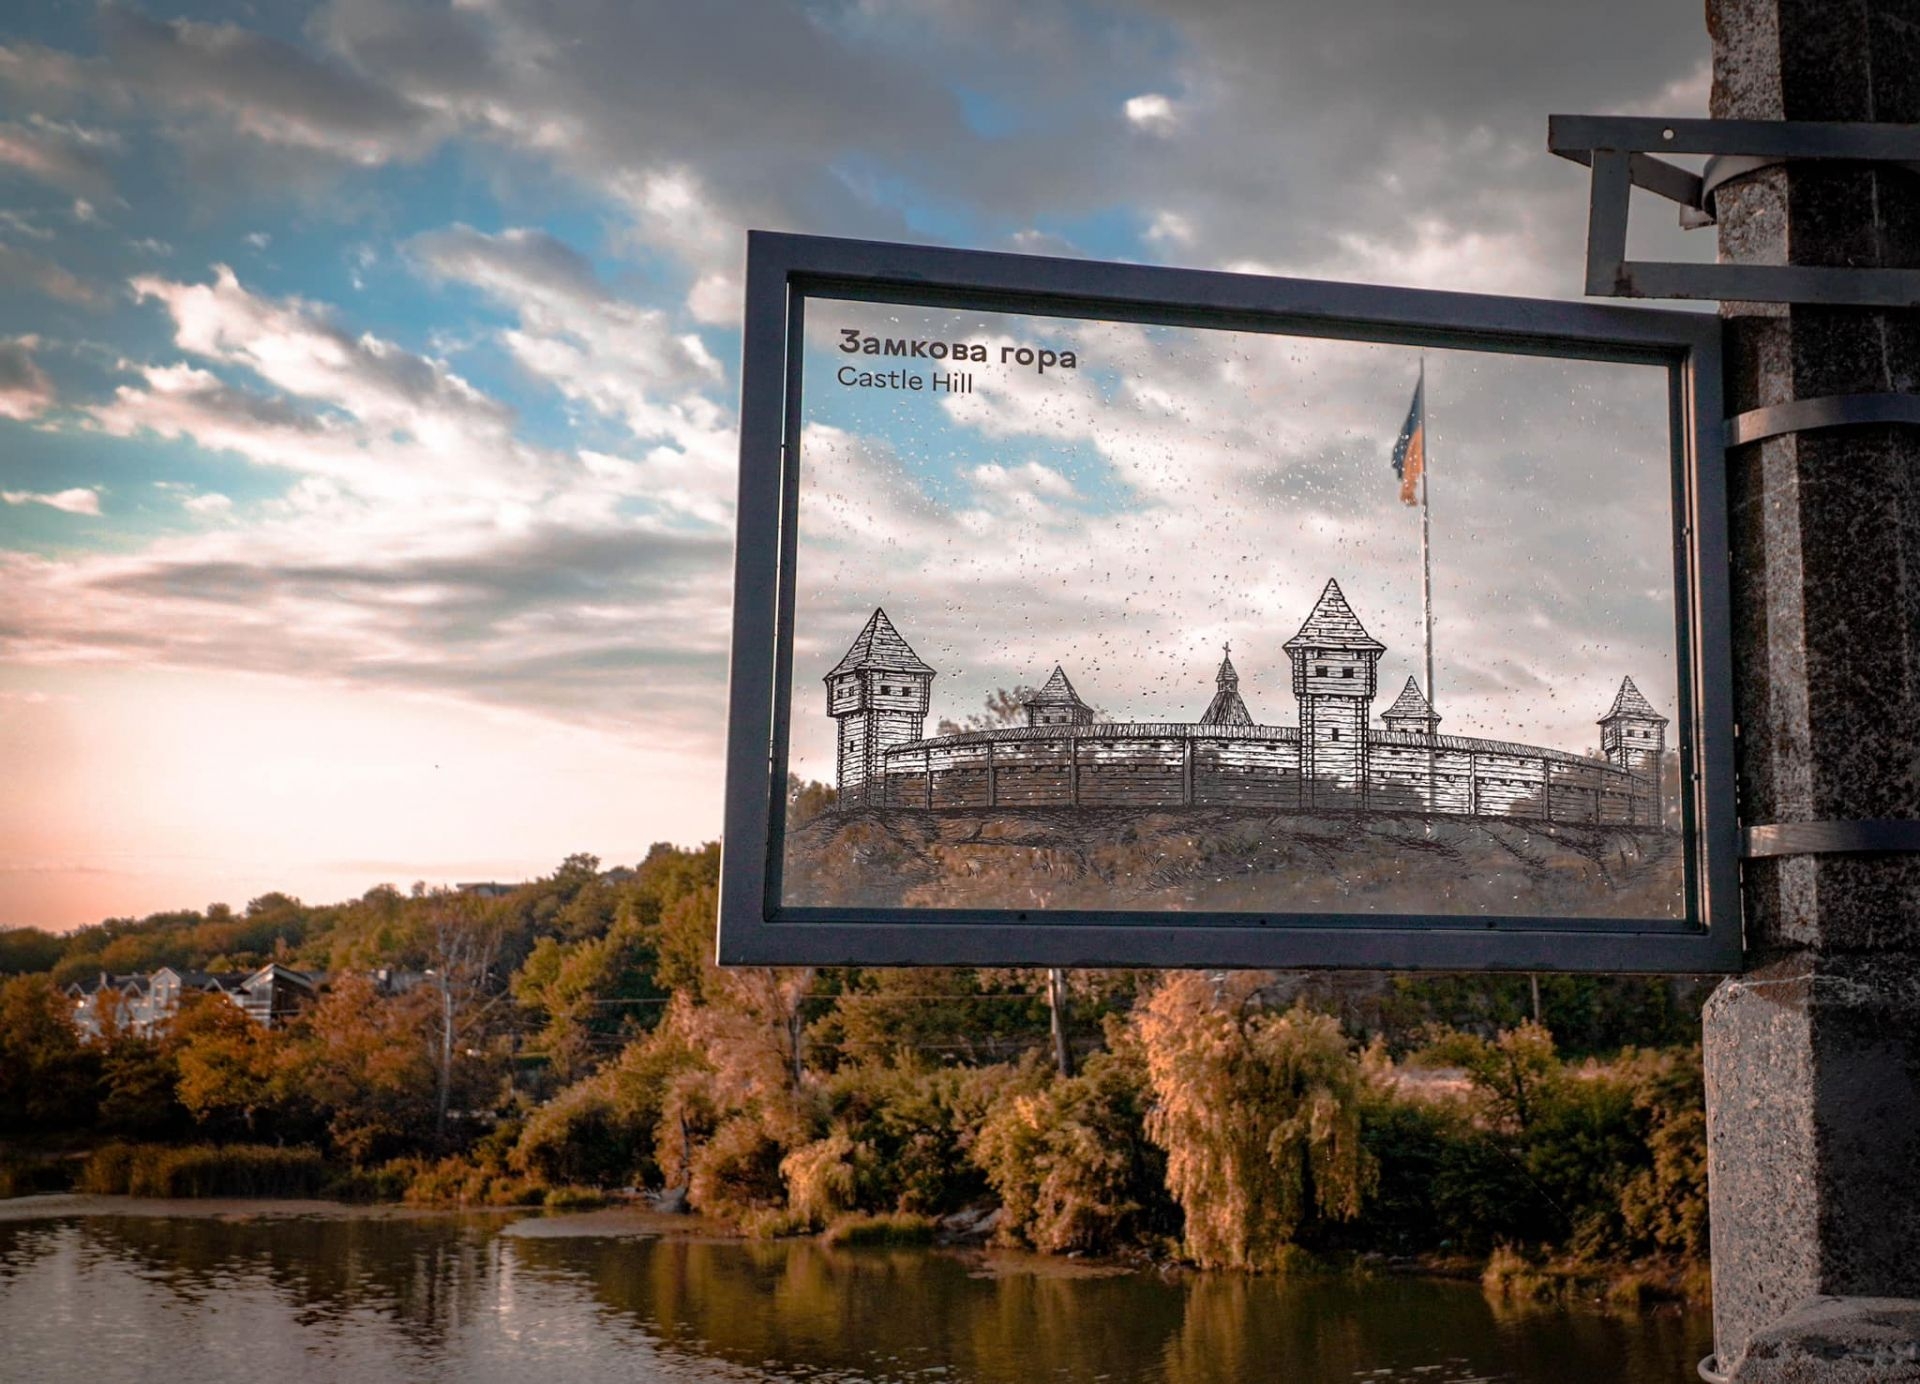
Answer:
[[1549, 115, 1920, 305]]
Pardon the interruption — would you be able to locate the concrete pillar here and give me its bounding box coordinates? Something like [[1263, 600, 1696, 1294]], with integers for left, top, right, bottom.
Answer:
[[1706, 1, 1920, 1378]]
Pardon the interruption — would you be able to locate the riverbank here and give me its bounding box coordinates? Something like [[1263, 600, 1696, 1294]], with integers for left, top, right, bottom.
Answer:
[[0, 1190, 1709, 1310], [0, 1198, 1713, 1384]]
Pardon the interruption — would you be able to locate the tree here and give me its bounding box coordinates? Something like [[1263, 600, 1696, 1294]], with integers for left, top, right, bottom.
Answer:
[[811, 967, 1051, 1070], [284, 974, 446, 1164], [1422, 1020, 1564, 1134], [1618, 1045, 1709, 1260], [96, 1031, 186, 1139], [513, 906, 668, 1085], [1133, 973, 1374, 1270], [169, 993, 286, 1137], [420, 891, 509, 1142], [711, 966, 816, 1093], [786, 775, 837, 829], [935, 686, 1031, 736], [0, 974, 98, 1131], [0, 927, 63, 976]]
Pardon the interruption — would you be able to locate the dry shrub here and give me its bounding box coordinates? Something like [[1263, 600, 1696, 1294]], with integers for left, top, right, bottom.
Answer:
[[781, 1132, 859, 1230], [79, 1142, 326, 1198], [821, 1212, 936, 1247]]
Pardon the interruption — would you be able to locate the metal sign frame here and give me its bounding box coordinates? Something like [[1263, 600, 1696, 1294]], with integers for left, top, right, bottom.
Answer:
[[717, 231, 1740, 973]]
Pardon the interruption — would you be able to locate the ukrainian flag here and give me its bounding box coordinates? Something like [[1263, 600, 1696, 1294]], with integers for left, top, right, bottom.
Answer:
[[1390, 368, 1425, 507]]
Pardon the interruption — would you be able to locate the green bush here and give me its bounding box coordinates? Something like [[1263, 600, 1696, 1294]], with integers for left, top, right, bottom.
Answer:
[[1399, 1027, 1709, 1267], [1616, 1046, 1709, 1261], [512, 1069, 657, 1189], [324, 1160, 415, 1203], [973, 1046, 1176, 1255], [689, 1114, 789, 1221], [821, 1060, 1010, 1216]]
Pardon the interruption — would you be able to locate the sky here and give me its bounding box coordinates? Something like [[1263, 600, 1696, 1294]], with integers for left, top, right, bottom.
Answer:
[[785, 305, 1679, 795], [0, 1, 1715, 932]]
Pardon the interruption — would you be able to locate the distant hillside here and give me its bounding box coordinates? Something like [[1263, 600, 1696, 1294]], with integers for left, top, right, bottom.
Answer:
[[783, 807, 1684, 919]]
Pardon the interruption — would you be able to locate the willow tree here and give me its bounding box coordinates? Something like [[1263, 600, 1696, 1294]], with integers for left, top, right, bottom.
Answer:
[[1134, 972, 1374, 1270]]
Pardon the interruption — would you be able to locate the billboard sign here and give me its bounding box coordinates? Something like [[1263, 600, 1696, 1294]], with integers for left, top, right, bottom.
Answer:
[[718, 233, 1737, 972]]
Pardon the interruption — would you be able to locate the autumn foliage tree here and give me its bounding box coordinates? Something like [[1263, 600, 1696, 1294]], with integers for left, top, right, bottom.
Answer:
[[169, 993, 288, 1138], [0, 974, 98, 1131], [1133, 973, 1374, 1270], [283, 974, 454, 1164]]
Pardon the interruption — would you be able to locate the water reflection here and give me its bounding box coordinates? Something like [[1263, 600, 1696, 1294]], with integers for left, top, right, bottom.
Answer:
[[0, 1207, 1707, 1384]]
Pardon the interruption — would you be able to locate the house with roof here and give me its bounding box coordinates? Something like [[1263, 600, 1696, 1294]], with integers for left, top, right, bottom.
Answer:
[[822, 578, 1671, 827], [66, 962, 324, 1039]]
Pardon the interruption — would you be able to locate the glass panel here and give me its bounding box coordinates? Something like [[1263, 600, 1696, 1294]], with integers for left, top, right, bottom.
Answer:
[[781, 297, 1685, 921]]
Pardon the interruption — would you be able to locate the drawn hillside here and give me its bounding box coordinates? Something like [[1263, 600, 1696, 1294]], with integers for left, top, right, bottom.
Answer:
[[783, 805, 1684, 919], [792, 580, 1684, 919]]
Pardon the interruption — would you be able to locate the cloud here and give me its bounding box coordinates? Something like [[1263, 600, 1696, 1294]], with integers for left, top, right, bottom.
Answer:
[[0, 8, 1712, 775], [0, 242, 100, 305], [100, 5, 445, 167], [1144, 210, 1195, 248], [4, 488, 99, 515], [7, 256, 744, 741], [409, 224, 734, 519], [0, 210, 53, 240], [0, 115, 122, 199], [128, 265, 514, 454], [1124, 92, 1180, 134], [0, 518, 735, 735], [0, 337, 56, 418], [410, 224, 720, 401]]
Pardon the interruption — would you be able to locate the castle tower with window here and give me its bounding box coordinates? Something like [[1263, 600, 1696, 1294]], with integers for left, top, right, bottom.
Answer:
[[1200, 646, 1255, 726], [1599, 675, 1667, 820], [1380, 676, 1440, 737], [1024, 666, 1094, 728], [1284, 579, 1384, 807], [826, 608, 934, 805]]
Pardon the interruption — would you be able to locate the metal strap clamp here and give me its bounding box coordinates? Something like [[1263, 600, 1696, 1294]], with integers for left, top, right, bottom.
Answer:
[[1742, 819, 1920, 859], [1725, 392, 1920, 446]]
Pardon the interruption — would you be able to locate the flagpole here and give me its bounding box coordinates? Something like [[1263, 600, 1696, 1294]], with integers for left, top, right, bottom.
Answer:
[[1418, 358, 1435, 810], [1419, 357, 1434, 719]]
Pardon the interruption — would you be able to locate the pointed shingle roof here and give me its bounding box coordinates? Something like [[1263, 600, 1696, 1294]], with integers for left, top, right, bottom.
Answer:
[[1283, 579, 1385, 653], [826, 607, 935, 680], [1382, 676, 1437, 722], [1201, 647, 1254, 725], [1025, 665, 1089, 710], [1600, 675, 1667, 724]]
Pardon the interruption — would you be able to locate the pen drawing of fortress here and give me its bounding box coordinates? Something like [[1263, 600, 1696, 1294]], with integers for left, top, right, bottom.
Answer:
[[785, 579, 1684, 919]]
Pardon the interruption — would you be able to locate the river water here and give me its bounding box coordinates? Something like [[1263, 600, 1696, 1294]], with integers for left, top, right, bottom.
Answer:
[[0, 1198, 1708, 1384]]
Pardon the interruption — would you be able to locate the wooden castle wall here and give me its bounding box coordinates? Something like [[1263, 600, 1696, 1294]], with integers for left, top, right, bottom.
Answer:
[[876, 726, 1659, 826]]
